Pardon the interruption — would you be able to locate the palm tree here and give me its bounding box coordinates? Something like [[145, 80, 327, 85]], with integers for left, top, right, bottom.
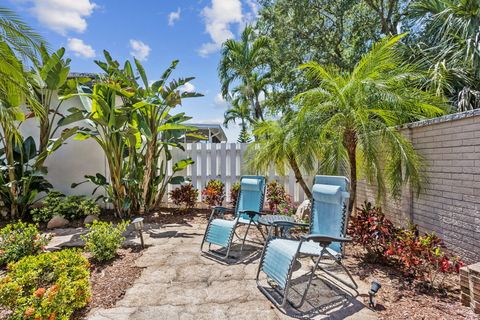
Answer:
[[296, 34, 446, 210], [246, 114, 319, 199], [223, 98, 252, 143], [409, 0, 480, 110], [219, 25, 269, 121], [0, 7, 43, 62]]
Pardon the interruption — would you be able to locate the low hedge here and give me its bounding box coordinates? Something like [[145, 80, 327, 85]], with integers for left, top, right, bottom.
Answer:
[[0, 249, 91, 319]]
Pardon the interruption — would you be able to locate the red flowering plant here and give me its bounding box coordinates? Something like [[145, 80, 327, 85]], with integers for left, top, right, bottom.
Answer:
[[202, 179, 225, 207], [169, 183, 199, 211], [348, 201, 397, 262], [266, 180, 297, 215]]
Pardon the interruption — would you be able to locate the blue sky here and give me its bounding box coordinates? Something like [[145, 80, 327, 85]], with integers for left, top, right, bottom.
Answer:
[[6, 0, 260, 141]]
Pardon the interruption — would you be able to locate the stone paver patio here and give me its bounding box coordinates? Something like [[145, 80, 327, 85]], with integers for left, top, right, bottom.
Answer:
[[86, 222, 377, 319]]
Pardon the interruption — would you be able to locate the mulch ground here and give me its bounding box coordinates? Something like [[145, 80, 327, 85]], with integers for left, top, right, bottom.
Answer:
[[344, 245, 477, 320], [74, 248, 144, 319]]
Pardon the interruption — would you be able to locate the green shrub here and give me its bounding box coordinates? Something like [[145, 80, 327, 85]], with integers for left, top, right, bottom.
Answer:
[[0, 249, 91, 319], [230, 182, 240, 208], [31, 191, 101, 222], [82, 221, 129, 262], [0, 221, 51, 266]]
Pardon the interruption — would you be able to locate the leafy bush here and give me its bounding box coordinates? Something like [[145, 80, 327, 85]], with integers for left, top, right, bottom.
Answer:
[[349, 201, 397, 262], [202, 179, 225, 207], [169, 184, 198, 209], [350, 201, 464, 289], [82, 220, 128, 262], [0, 249, 91, 319], [266, 180, 296, 214], [0, 221, 51, 266], [230, 182, 241, 208], [31, 191, 101, 222], [388, 226, 464, 288]]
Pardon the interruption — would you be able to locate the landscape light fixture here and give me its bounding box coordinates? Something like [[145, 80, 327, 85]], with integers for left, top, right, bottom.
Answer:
[[368, 280, 382, 308], [132, 217, 145, 249]]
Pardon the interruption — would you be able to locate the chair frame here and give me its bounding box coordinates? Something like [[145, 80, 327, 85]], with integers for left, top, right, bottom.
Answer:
[[200, 176, 266, 261], [256, 177, 358, 310]]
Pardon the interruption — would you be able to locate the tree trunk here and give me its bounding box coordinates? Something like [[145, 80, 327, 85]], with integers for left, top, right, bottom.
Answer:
[[288, 155, 312, 199], [343, 130, 357, 212]]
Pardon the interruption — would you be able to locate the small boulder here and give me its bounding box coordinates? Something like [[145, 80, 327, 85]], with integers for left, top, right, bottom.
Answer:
[[83, 214, 98, 225], [295, 199, 311, 221], [47, 215, 69, 229]]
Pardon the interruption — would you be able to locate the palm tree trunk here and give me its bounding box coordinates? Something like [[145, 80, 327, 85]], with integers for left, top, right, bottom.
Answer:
[[288, 155, 312, 199], [344, 130, 357, 212]]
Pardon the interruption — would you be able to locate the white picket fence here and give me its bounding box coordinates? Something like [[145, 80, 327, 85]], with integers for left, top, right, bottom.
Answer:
[[165, 143, 311, 204]]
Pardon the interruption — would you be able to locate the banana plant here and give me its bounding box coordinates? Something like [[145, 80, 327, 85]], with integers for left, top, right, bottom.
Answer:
[[60, 51, 203, 216]]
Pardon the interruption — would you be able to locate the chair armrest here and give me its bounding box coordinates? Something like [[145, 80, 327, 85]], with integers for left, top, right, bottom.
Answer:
[[301, 234, 352, 244], [239, 210, 264, 219], [271, 221, 309, 228], [208, 206, 234, 221]]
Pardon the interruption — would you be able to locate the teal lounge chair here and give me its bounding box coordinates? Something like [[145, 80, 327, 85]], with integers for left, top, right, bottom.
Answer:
[[256, 175, 357, 310], [201, 175, 266, 260]]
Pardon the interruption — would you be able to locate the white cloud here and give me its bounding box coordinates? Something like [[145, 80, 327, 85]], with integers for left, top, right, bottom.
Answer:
[[168, 8, 181, 26], [179, 82, 196, 93], [214, 93, 228, 109], [67, 38, 95, 58], [198, 0, 243, 57], [28, 0, 97, 35], [129, 39, 151, 61]]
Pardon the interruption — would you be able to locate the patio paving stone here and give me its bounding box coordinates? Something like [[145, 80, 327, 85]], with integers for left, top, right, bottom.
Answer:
[[88, 223, 377, 319]]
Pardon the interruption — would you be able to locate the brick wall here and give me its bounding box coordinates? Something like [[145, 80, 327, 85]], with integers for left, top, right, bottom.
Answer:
[[357, 109, 480, 263]]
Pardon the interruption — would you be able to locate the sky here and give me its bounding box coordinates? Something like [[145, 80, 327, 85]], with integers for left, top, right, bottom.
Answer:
[[5, 0, 261, 141]]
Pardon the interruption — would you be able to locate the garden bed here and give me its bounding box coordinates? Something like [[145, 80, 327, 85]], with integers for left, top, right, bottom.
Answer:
[[74, 248, 144, 318], [344, 245, 477, 320]]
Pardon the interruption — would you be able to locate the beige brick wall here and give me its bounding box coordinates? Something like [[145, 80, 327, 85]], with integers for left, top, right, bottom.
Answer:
[[357, 110, 480, 263]]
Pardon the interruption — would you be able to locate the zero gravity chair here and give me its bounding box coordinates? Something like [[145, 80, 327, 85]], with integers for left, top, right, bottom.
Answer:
[[201, 175, 266, 261], [256, 175, 358, 310]]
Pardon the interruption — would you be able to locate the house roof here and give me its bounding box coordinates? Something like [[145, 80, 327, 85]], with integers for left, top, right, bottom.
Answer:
[[186, 123, 227, 142]]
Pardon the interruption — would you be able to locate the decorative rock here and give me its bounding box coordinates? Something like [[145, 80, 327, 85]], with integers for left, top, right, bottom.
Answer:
[[47, 215, 69, 229], [295, 199, 311, 221], [84, 214, 99, 225]]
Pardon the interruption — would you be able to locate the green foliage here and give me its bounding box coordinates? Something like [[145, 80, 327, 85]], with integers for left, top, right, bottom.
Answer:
[[82, 220, 128, 262], [62, 51, 200, 217], [219, 25, 270, 122], [0, 249, 91, 319], [295, 35, 446, 208], [0, 221, 51, 266], [201, 179, 225, 207], [31, 191, 100, 222], [169, 184, 198, 209], [230, 182, 241, 208]]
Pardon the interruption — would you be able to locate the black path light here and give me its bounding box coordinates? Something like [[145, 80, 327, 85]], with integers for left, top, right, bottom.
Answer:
[[132, 217, 145, 248], [368, 280, 382, 308]]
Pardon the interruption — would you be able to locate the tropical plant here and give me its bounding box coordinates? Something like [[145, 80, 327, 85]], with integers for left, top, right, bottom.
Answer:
[[409, 0, 480, 110], [202, 179, 225, 207], [219, 25, 270, 121], [295, 34, 446, 210], [246, 114, 317, 199], [61, 51, 200, 216], [223, 97, 252, 143], [0, 6, 43, 63], [0, 249, 91, 319], [169, 183, 198, 209], [229, 182, 241, 208]]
